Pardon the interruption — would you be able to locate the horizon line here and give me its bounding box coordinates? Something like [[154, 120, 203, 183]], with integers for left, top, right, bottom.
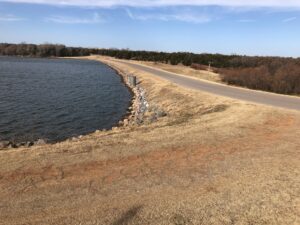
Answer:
[[0, 42, 299, 59]]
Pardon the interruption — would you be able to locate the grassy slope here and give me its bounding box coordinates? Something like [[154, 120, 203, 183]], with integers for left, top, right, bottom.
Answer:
[[0, 56, 299, 225], [137, 61, 222, 83]]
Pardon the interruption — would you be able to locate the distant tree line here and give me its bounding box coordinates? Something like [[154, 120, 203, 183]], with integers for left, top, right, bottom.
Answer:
[[1, 43, 300, 94], [0, 43, 94, 57], [96, 48, 236, 67]]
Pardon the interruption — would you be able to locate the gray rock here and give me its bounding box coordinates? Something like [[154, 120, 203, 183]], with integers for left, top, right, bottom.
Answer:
[[149, 114, 158, 123], [25, 142, 34, 148], [123, 119, 129, 126], [136, 118, 144, 125], [7, 143, 17, 149], [35, 139, 47, 146], [156, 109, 167, 118], [15, 142, 25, 148], [0, 141, 11, 149]]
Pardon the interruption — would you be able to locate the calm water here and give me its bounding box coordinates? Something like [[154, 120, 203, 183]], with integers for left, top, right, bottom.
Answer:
[[0, 56, 131, 143]]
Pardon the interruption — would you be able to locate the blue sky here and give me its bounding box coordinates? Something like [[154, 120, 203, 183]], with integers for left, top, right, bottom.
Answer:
[[0, 0, 299, 57]]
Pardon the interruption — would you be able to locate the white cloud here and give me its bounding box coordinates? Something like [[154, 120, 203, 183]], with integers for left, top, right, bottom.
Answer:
[[0, 13, 24, 21], [1, 0, 300, 8], [45, 13, 104, 24], [126, 9, 211, 23], [282, 17, 297, 22]]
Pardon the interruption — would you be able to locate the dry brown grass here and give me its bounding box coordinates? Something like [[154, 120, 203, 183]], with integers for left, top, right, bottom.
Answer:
[[138, 61, 221, 83], [0, 56, 299, 225]]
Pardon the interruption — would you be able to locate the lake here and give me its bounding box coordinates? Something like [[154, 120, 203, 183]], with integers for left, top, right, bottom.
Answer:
[[0, 56, 131, 143]]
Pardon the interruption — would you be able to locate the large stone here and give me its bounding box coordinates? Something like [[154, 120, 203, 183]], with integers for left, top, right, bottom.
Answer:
[[149, 114, 158, 123], [15, 142, 26, 148], [156, 109, 167, 118], [71, 137, 79, 141], [35, 139, 47, 146], [123, 119, 129, 126], [7, 143, 17, 149], [0, 141, 11, 149], [112, 127, 119, 131], [25, 142, 34, 148]]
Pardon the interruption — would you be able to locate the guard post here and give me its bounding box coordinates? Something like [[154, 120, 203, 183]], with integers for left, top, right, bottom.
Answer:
[[127, 75, 137, 87]]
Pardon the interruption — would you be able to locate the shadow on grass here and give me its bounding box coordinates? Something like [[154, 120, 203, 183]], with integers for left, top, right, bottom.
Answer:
[[111, 205, 143, 225]]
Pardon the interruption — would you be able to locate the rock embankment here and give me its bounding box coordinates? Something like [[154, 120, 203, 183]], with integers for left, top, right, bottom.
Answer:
[[129, 85, 149, 125], [117, 74, 167, 127], [0, 67, 167, 150], [0, 138, 47, 150]]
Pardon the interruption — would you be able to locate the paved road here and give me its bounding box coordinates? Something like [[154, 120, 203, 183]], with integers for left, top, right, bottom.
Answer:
[[119, 60, 300, 111]]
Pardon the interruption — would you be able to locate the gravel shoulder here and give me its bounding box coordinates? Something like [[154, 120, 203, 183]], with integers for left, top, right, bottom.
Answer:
[[0, 56, 299, 225]]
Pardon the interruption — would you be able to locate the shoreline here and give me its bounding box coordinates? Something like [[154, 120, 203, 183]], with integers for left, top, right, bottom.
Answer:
[[101, 59, 151, 128], [0, 57, 144, 150], [103, 62, 136, 127]]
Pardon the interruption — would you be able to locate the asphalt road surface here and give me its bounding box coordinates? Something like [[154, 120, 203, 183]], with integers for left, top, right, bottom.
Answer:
[[119, 61, 300, 111]]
